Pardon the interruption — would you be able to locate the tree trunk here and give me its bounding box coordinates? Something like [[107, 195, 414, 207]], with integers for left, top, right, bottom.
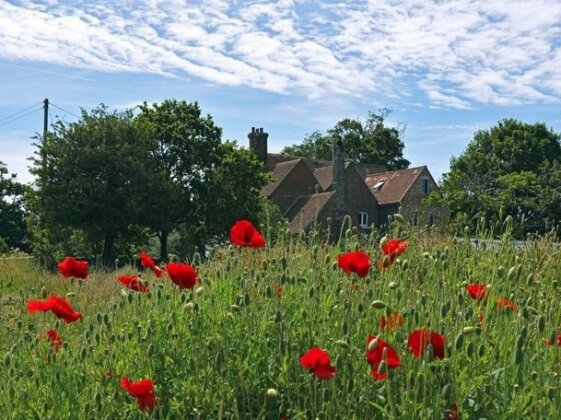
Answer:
[[159, 230, 169, 262], [101, 233, 115, 268]]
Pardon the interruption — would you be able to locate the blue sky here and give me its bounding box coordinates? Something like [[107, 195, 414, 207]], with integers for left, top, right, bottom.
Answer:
[[1, 0, 561, 184]]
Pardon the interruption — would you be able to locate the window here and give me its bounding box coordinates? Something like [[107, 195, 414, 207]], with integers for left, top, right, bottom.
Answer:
[[428, 213, 435, 226], [358, 212, 368, 228], [420, 178, 430, 194]]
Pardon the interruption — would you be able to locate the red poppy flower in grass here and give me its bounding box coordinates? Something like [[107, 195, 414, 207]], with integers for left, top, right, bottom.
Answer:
[[120, 377, 156, 411], [380, 313, 405, 332], [166, 262, 198, 289], [496, 296, 518, 312], [57, 257, 89, 279], [407, 329, 446, 360], [366, 335, 400, 380], [45, 329, 63, 353], [447, 403, 459, 420], [300, 348, 336, 380], [139, 252, 164, 277], [272, 283, 283, 298], [27, 295, 82, 323], [229, 220, 266, 248], [117, 274, 149, 292], [337, 251, 371, 278], [465, 284, 489, 300], [379, 239, 408, 269]]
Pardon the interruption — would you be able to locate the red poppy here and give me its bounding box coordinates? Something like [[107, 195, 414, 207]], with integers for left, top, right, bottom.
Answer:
[[380, 313, 405, 332], [229, 220, 266, 248], [496, 296, 518, 311], [366, 335, 400, 380], [407, 329, 446, 360], [120, 377, 156, 411], [447, 403, 459, 420], [117, 274, 149, 292], [57, 257, 89, 279], [139, 252, 164, 277], [45, 329, 63, 353], [379, 239, 408, 269], [300, 348, 336, 380], [465, 284, 488, 300], [337, 251, 371, 278], [27, 295, 82, 323], [166, 262, 198, 289]]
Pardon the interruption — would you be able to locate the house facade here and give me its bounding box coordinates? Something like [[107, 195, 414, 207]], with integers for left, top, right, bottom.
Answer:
[[247, 127, 446, 233]]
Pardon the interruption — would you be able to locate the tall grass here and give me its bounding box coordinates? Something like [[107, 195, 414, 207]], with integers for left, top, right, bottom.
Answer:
[[1, 222, 561, 418]]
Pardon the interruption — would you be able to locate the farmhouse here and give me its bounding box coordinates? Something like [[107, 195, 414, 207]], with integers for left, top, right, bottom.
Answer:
[[248, 127, 446, 233]]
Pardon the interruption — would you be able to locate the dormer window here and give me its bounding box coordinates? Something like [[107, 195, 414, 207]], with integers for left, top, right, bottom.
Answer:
[[420, 178, 429, 194], [371, 179, 386, 192]]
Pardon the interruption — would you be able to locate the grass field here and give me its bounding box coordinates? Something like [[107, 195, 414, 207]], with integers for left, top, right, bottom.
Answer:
[[1, 224, 561, 419]]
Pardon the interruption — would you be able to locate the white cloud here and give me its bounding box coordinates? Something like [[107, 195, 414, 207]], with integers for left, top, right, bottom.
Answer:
[[0, 0, 560, 108]]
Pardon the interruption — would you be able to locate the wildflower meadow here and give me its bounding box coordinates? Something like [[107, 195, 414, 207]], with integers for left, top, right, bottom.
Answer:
[[1, 217, 561, 419]]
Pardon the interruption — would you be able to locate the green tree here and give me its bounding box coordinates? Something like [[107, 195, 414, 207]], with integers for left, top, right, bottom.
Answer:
[[282, 109, 409, 170], [31, 105, 146, 266], [0, 162, 28, 251], [136, 100, 267, 260], [440, 119, 561, 235]]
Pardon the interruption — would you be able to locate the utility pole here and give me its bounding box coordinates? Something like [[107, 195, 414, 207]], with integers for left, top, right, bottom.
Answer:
[[42, 98, 49, 167], [43, 98, 49, 141]]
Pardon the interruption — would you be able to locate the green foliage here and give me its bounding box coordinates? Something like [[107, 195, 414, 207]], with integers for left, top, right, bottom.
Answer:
[[440, 119, 561, 237], [0, 161, 28, 251], [282, 109, 410, 170], [3, 228, 561, 418], [30, 105, 146, 266]]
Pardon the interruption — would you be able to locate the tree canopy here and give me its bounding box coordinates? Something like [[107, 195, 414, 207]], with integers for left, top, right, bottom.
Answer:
[[440, 119, 561, 236], [282, 109, 410, 170], [0, 162, 27, 252], [30, 101, 269, 266]]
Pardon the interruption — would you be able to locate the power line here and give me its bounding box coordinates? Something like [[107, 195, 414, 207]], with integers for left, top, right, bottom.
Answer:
[[0, 107, 43, 129], [49, 102, 81, 119], [0, 102, 43, 124]]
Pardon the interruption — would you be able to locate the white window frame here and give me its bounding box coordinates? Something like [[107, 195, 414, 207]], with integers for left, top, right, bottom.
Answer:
[[358, 212, 368, 228], [420, 177, 430, 194]]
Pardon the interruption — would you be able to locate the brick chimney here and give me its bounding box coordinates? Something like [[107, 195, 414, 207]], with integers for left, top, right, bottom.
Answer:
[[331, 139, 346, 235], [248, 127, 268, 166]]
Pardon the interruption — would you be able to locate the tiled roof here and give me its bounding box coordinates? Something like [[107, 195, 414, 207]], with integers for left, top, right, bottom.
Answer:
[[313, 166, 334, 191], [288, 191, 334, 232], [262, 158, 303, 196], [365, 166, 426, 205], [266, 153, 296, 170], [353, 162, 387, 178]]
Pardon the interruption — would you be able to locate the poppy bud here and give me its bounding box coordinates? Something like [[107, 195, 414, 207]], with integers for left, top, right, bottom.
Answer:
[[393, 213, 408, 225], [103, 313, 110, 325], [507, 266, 517, 280], [244, 293, 250, 306], [4, 353, 12, 367], [308, 286, 315, 298], [323, 388, 331, 402], [442, 384, 452, 402], [266, 388, 279, 399], [215, 351, 223, 369], [371, 300, 387, 309], [127, 292, 134, 304], [548, 387, 557, 399], [80, 347, 87, 360], [368, 337, 378, 351], [377, 360, 387, 375], [389, 282, 397, 290], [457, 292, 465, 305], [41, 287, 48, 298], [184, 302, 195, 311], [275, 310, 282, 323], [8, 386, 15, 400], [265, 286, 272, 298], [358, 303, 364, 313], [462, 326, 478, 335], [147, 343, 154, 357], [342, 321, 348, 335], [335, 340, 349, 348], [301, 309, 307, 319], [440, 303, 449, 317], [230, 304, 241, 312], [478, 343, 485, 357]]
